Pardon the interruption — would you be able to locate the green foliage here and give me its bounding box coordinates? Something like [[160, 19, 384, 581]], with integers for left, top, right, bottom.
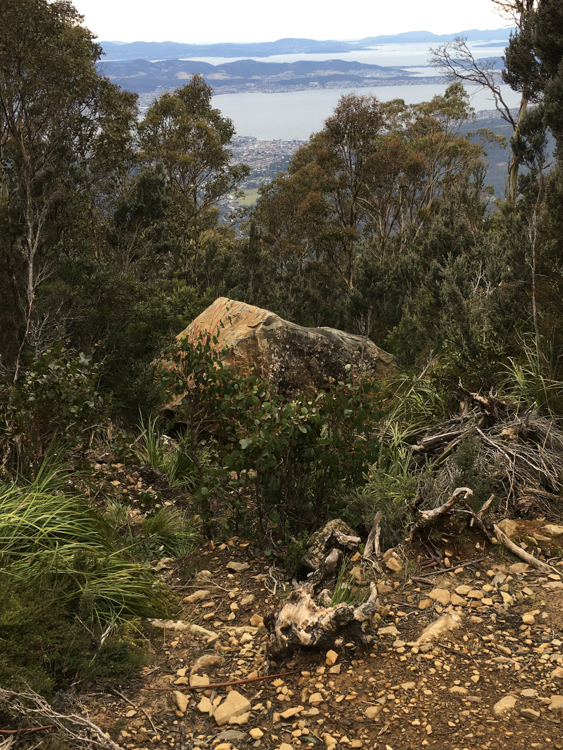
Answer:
[[331, 558, 368, 607], [0, 473, 171, 625], [284, 527, 310, 576], [0, 579, 146, 697], [161, 334, 381, 534], [0, 343, 108, 473], [141, 507, 202, 559]]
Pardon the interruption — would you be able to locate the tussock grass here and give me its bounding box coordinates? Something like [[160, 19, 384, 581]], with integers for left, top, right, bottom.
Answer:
[[0, 475, 171, 624]]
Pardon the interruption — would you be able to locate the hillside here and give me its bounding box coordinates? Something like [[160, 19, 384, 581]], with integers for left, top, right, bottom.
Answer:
[[99, 57, 419, 95], [99, 28, 515, 62]]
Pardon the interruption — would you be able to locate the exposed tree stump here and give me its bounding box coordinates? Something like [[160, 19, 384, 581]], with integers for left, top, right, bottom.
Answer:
[[264, 582, 378, 659]]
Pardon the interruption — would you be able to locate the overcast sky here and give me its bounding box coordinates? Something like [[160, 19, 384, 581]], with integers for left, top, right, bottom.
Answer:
[[71, 0, 509, 44]]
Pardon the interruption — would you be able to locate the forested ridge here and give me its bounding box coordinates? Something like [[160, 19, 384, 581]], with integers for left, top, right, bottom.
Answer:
[[1, 1, 563, 743]]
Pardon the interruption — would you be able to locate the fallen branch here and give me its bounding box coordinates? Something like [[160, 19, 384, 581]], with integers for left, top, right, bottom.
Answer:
[[0, 725, 55, 735], [492, 523, 560, 575], [363, 511, 382, 560], [0, 688, 123, 750], [143, 670, 298, 691], [412, 557, 487, 579], [406, 487, 473, 543]]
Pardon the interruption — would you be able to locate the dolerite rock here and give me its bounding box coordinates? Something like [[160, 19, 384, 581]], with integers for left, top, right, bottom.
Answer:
[[174, 297, 393, 396]]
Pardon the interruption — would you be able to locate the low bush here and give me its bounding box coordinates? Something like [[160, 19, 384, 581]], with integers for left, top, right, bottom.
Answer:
[[160, 333, 382, 535]]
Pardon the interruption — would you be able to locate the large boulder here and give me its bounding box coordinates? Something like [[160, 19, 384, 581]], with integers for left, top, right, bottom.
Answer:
[[174, 297, 393, 395]]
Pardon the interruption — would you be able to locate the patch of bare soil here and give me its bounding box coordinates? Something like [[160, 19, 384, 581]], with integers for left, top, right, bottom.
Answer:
[[81, 523, 563, 750]]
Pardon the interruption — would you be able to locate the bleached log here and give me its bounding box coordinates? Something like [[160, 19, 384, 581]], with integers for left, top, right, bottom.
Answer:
[[306, 547, 341, 587], [265, 583, 378, 659], [363, 511, 382, 559], [492, 524, 560, 575], [406, 487, 473, 543]]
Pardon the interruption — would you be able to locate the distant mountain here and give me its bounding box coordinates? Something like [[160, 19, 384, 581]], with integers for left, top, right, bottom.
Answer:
[[100, 38, 370, 62], [99, 29, 516, 62], [358, 28, 514, 44], [99, 57, 417, 95]]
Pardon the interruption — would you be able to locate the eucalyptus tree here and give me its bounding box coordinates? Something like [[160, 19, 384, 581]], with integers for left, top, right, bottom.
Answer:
[[0, 0, 137, 373], [137, 75, 250, 275]]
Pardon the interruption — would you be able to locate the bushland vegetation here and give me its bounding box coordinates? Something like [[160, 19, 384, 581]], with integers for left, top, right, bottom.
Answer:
[[1, 0, 563, 722]]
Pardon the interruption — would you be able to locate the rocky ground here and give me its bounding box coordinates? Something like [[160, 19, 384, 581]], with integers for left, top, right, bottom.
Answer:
[[81, 521, 563, 750]]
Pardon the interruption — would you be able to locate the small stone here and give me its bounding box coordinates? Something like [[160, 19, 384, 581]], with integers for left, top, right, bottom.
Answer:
[[449, 686, 468, 695], [240, 594, 255, 606], [184, 590, 210, 604], [125, 709, 136, 718], [467, 589, 484, 600], [173, 691, 189, 713], [509, 563, 529, 574], [521, 689, 538, 698], [365, 705, 384, 720], [450, 593, 465, 606], [522, 612, 535, 625], [198, 696, 213, 714], [214, 691, 252, 726], [326, 650, 338, 666], [386, 556, 403, 573], [329, 664, 341, 674], [418, 598, 432, 610], [520, 708, 540, 721], [500, 591, 514, 606], [250, 729, 264, 740], [240, 632, 254, 644], [309, 693, 323, 705], [279, 744, 293, 750], [226, 562, 250, 573], [189, 674, 209, 687], [378, 625, 400, 636], [551, 667, 563, 680], [497, 519, 519, 538], [549, 695, 563, 712], [229, 712, 250, 725], [280, 707, 304, 719], [401, 682, 416, 690], [493, 695, 517, 716], [250, 614, 264, 627], [429, 588, 451, 606], [455, 585, 472, 596]]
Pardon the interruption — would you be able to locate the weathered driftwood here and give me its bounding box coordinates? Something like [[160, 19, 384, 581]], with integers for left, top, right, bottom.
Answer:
[[458, 494, 561, 575], [491, 524, 560, 575], [265, 582, 378, 659], [302, 520, 360, 573], [306, 547, 342, 587], [406, 487, 473, 543], [363, 511, 382, 560], [0, 688, 123, 750]]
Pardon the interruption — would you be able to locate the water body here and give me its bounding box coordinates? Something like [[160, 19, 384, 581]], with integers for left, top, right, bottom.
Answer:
[[183, 41, 509, 68], [213, 84, 521, 141]]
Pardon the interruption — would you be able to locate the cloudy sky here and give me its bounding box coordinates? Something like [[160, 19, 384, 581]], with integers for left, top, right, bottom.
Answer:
[[72, 0, 509, 44]]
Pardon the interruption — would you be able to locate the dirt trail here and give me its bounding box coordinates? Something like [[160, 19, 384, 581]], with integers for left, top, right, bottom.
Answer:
[[84, 534, 563, 750]]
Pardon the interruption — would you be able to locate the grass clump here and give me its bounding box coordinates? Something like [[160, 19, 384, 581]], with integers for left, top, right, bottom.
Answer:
[[0, 478, 171, 623]]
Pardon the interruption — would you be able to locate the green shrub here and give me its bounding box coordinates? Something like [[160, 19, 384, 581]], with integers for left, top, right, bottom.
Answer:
[[161, 333, 382, 534], [0, 476, 172, 624], [0, 342, 108, 474], [0, 579, 147, 698]]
